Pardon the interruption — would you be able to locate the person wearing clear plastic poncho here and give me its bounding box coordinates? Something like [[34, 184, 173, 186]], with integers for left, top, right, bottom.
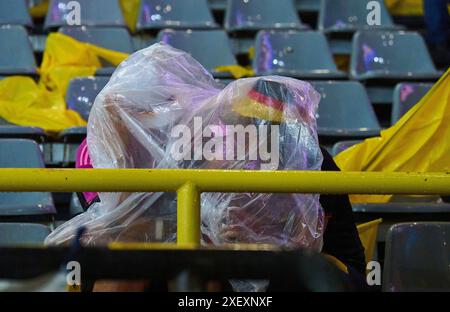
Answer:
[[45, 43, 366, 291]]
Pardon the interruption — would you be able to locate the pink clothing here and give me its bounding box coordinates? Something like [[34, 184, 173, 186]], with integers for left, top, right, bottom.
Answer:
[[76, 139, 98, 204]]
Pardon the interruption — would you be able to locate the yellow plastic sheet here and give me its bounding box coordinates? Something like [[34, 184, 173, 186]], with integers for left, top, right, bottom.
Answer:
[[0, 77, 86, 133], [0, 33, 129, 132], [357, 219, 382, 263], [385, 0, 450, 16], [119, 0, 141, 33], [29, 0, 49, 19], [40, 33, 128, 94], [335, 69, 450, 203], [215, 65, 255, 79]]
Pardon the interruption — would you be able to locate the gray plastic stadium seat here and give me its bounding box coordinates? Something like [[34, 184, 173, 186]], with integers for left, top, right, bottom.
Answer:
[[158, 29, 237, 78], [253, 31, 346, 79], [318, 0, 397, 33], [225, 0, 306, 32], [331, 140, 361, 156], [59, 77, 109, 164], [391, 82, 433, 124], [0, 223, 50, 246], [0, 25, 37, 75], [59, 26, 134, 53], [44, 0, 126, 30], [296, 0, 321, 12], [312, 81, 380, 137], [65, 77, 109, 122], [0, 139, 56, 218], [137, 0, 217, 31], [0, 125, 47, 142], [383, 222, 450, 291], [0, 0, 33, 27], [59, 26, 133, 75], [350, 31, 440, 81]]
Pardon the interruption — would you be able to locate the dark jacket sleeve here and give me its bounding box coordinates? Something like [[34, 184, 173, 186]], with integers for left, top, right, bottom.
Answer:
[[319, 147, 367, 276]]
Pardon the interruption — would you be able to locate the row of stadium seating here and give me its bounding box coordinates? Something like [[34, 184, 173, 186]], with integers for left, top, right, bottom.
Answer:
[[3, 0, 394, 33], [0, 26, 440, 103]]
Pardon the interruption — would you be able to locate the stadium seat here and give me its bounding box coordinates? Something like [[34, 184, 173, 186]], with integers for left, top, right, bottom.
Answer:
[[296, 0, 321, 12], [44, 0, 126, 30], [65, 77, 109, 122], [312, 81, 380, 138], [0, 25, 37, 75], [157, 29, 237, 78], [0, 139, 56, 220], [319, 0, 397, 33], [59, 26, 134, 53], [0, 0, 33, 27], [350, 31, 439, 104], [383, 222, 450, 291], [331, 140, 361, 156], [253, 31, 346, 79], [58, 77, 109, 164], [0, 223, 50, 246], [137, 0, 218, 31], [59, 26, 134, 75], [318, 0, 400, 54], [391, 82, 433, 124], [224, 0, 307, 32], [350, 31, 439, 81]]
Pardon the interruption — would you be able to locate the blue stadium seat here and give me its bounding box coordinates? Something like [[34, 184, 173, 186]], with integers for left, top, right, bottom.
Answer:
[[350, 31, 440, 81], [331, 140, 362, 156], [59, 26, 134, 53], [318, 0, 397, 34], [58, 77, 109, 164], [59, 26, 134, 75], [296, 0, 321, 12], [65, 76, 109, 122], [224, 0, 307, 32], [137, 0, 218, 31], [0, 139, 56, 220], [0, 223, 50, 246], [253, 31, 346, 79], [318, 0, 401, 54], [312, 81, 380, 137], [44, 0, 126, 30], [391, 82, 433, 124], [0, 125, 47, 143], [0, 25, 37, 75], [0, 0, 33, 27], [383, 222, 450, 291], [350, 31, 440, 104], [157, 29, 237, 78]]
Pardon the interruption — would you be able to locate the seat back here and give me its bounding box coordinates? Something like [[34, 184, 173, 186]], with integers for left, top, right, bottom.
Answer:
[[351, 31, 437, 80], [44, 0, 125, 30], [253, 31, 340, 77], [0, 26, 36, 75], [0, 139, 55, 217], [383, 222, 450, 291], [391, 82, 433, 124], [66, 77, 110, 121], [59, 26, 134, 53], [312, 81, 380, 136], [0, 0, 33, 27], [319, 0, 395, 32], [225, 0, 303, 32], [137, 0, 217, 30], [0, 223, 50, 246], [157, 29, 237, 75]]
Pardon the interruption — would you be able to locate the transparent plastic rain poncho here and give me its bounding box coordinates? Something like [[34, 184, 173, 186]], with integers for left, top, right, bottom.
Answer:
[[45, 43, 325, 288]]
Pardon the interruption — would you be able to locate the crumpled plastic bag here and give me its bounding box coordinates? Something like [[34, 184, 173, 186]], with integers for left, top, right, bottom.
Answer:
[[45, 43, 324, 291], [335, 68, 450, 203]]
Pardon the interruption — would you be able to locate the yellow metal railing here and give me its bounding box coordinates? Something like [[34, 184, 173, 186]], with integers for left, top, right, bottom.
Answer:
[[1, 169, 450, 245]]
